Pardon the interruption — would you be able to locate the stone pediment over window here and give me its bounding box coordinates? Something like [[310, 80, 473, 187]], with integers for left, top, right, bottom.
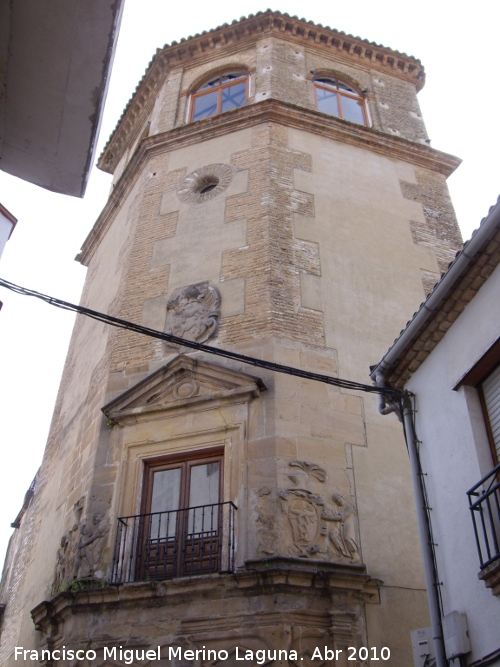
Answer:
[[102, 355, 266, 425]]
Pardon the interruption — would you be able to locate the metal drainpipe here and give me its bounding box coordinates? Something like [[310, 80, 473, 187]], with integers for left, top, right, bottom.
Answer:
[[401, 396, 448, 667]]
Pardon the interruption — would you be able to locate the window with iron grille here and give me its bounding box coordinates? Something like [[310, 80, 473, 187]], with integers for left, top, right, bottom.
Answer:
[[111, 449, 236, 584]]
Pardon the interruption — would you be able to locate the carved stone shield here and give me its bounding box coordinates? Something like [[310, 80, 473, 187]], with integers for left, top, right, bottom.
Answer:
[[279, 489, 323, 557], [165, 282, 221, 344]]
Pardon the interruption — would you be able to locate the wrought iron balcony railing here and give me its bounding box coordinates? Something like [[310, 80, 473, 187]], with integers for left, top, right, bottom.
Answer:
[[111, 501, 236, 584], [467, 462, 500, 570]]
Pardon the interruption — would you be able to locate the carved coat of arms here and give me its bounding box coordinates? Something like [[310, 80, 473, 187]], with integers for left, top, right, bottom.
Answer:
[[273, 460, 361, 562], [279, 489, 324, 557], [165, 282, 221, 343]]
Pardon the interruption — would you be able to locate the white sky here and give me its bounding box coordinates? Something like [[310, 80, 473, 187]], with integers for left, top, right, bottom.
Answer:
[[0, 0, 499, 569]]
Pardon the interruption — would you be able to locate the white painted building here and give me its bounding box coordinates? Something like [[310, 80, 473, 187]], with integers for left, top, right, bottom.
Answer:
[[0, 204, 16, 261], [372, 197, 500, 666]]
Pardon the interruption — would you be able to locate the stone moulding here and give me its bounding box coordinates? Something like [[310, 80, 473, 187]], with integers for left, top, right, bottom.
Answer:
[[99, 11, 425, 173], [78, 99, 461, 267], [102, 354, 266, 425], [31, 559, 380, 636], [239, 557, 380, 603], [478, 558, 500, 597], [176, 165, 234, 204]]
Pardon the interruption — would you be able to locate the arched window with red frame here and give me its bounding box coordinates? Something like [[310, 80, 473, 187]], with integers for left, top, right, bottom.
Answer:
[[314, 77, 368, 126], [191, 71, 248, 122]]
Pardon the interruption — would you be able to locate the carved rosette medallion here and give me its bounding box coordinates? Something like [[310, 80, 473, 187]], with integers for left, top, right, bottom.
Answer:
[[165, 281, 221, 344], [177, 164, 234, 204], [173, 379, 200, 400]]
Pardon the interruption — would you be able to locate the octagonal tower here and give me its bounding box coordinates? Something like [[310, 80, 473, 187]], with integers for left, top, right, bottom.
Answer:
[[0, 12, 462, 666]]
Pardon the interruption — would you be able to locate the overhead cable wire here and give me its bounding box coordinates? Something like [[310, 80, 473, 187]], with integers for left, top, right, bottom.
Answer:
[[0, 277, 402, 400]]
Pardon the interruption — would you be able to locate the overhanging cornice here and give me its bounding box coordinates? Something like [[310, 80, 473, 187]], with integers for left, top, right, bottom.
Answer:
[[1, 0, 124, 197], [98, 10, 425, 172], [79, 99, 460, 266]]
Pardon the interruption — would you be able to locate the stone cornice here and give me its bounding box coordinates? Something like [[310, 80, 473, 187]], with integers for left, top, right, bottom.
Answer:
[[84, 102, 460, 265], [79, 99, 460, 267], [31, 560, 380, 633], [98, 10, 425, 172]]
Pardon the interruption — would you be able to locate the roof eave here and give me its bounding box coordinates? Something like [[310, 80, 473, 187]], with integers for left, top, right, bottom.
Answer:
[[97, 10, 425, 175]]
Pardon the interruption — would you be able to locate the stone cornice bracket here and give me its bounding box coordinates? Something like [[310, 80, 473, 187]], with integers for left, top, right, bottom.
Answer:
[[478, 559, 500, 597], [79, 99, 460, 267], [237, 557, 381, 604], [98, 10, 424, 174]]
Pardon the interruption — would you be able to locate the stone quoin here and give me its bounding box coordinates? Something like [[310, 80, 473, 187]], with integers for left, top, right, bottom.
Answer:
[[0, 11, 463, 666]]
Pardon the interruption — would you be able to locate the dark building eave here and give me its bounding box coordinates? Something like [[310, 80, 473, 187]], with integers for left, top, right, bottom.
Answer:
[[0, 0, 124, 197]]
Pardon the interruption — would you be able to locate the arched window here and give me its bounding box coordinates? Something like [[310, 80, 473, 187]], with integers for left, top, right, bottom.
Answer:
[[191, 71, 248, 122], [314, 77, 368, 126]]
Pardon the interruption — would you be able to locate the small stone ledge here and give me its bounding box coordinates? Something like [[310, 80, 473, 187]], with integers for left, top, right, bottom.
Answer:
[[478, 558, 500, 597], [238, 557, 381, 603], [32, 559, 381, 633], [31, 574, 234, 633]]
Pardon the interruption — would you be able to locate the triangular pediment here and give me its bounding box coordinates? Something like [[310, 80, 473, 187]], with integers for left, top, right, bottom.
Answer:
[[102, 355, 265, 424]]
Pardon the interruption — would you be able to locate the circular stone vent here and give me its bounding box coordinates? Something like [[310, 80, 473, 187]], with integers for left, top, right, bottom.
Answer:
[[177, 164, 234, 204]]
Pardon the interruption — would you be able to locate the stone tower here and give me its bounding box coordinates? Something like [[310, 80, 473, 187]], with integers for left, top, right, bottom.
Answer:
[[0, 12, 462, 666]]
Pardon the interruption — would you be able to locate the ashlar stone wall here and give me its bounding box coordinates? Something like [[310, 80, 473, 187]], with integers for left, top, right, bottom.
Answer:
[[0, 20, 463, 667]]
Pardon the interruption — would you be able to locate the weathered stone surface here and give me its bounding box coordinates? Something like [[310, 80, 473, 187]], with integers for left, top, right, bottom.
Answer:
[[0, 14, 463, 667]]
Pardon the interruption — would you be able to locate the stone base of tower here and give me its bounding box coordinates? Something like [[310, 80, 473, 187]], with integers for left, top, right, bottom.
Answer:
[[31, 559, 379, 667]]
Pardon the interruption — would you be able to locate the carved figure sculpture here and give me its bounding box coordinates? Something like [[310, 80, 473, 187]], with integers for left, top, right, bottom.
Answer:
[[165, 282, 221, 343], [256, 487, 277, 555], [74, 512, 109, 580], [322, 494, 360, 562], [53, 496, 85, 591], [53, 533, 70, 592]]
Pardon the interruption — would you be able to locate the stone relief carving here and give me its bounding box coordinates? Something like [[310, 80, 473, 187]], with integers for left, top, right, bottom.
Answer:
[[172, 379, 200, 400], [75, 511, 110, 580], [53, 533, 71, 593], [256, 487, 277, 556], [287, 460, 327, 487], [53, 499, 110, 591], [53, 497, 84, 591], [165, 281, 221, 343], [275, 461, 360, 563], [279, 488, 324, 557], [321, 494, 360, 563]]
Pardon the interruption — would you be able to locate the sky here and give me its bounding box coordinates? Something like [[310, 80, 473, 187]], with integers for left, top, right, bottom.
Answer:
[[0, 0, 499, 568]]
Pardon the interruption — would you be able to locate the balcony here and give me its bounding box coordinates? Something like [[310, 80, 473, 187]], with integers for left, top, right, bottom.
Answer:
[[110, 501, 236, 584], [467, 462, 500, 596]]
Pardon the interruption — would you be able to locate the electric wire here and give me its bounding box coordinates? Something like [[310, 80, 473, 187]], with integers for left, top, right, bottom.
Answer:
[[0, 277, 402, 399]]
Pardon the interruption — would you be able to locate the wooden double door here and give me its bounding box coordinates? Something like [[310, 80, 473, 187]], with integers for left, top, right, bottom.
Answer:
[[139, 450, 223, 579]]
